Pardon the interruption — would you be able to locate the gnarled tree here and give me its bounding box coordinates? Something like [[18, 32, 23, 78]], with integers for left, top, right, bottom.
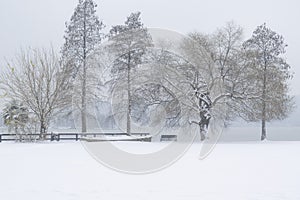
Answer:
[[177, 22, 258, 140]]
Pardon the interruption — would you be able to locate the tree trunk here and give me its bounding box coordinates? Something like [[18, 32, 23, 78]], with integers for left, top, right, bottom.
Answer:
[[81, 3, 87, 133], [81, 61, 87, 133], [199, 124, 206, 141], [261, 89, 267, 140], [14, 126, 20, 142], [261, 60, 267, 141], [40, 119, 47, 140], [261, 118, 266, 141], [127, 54, 131, 135]]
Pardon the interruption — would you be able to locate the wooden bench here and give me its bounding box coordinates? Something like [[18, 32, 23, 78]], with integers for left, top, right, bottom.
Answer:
[[160, 135, 177, 142]]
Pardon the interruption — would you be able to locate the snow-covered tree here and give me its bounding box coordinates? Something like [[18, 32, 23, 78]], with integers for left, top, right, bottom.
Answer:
[[0, 48, 72, 138], [108, 12, 153, 135], [176, 22, 258, 140], [3, 100, 29, 136], [61, 0, 105, 133], [148, 46, 213, 141], [243, 23, 293, 140]]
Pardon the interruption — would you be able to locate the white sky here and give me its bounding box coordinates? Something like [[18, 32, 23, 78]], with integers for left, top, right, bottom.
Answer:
[[0, 0, 299, 95]]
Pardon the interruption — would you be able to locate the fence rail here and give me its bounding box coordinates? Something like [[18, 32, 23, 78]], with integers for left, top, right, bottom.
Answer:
[[0, 132, 150, 143]]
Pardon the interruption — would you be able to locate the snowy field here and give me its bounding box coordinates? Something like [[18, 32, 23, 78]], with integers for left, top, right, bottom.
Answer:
[[220, 127, 300, 141], [1, 137, 300, 200]]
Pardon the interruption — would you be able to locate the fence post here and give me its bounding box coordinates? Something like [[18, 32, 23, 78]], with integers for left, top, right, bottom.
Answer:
[[0, 134, 2, 143], [76, 134, 78, 141]]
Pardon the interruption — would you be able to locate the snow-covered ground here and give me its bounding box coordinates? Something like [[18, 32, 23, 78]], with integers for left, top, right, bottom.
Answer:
[[1, 139, 300, 200]]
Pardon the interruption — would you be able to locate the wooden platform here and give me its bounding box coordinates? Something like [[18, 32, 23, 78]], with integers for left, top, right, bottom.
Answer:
[[81, 136, 152, 142]]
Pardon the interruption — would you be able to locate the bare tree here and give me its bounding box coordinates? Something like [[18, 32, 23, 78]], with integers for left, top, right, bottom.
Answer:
[[0, 48, 72, 138], [243, 23, 294, 140], [148, 46, 212, 140], [158, 22, 260, 140]]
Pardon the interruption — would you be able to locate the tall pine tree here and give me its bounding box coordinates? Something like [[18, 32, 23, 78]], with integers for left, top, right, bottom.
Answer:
[[108, 12, 153, 135], [62, 0, 105, 133]]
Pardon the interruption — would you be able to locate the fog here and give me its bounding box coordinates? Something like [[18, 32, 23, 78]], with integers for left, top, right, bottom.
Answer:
[[0, 0, 299, 95]]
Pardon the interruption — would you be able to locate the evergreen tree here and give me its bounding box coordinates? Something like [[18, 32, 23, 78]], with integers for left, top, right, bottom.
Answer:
[[108, 12, 153, 135], [243, 23, 293, 140], [3, 100, 29, 135], [61, 0, 105, 133]]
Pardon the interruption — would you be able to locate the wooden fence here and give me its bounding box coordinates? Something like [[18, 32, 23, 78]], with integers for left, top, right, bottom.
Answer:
[[0, 132, 151, 143]]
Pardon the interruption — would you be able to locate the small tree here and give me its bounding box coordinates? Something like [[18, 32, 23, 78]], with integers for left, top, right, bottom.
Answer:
[[243, 23, 293, 140], [3, 100, 29, 137], [0, 48, 72, 138], [61, 0, 105, 133], [108, 12, 153, 135]]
